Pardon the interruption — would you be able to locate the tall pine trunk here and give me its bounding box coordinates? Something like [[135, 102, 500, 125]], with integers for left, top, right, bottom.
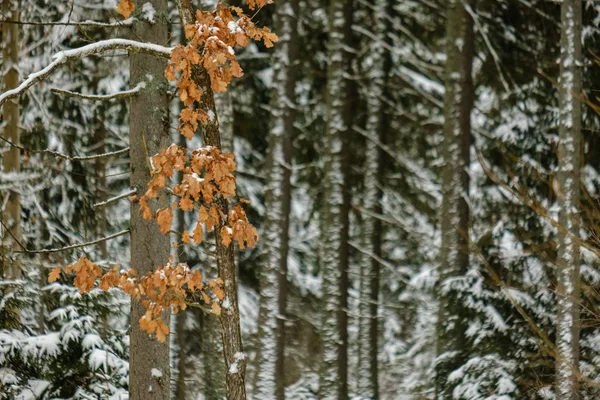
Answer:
[[1, 0, 21, 283], [129, 1, 171, 398], [555, 0, 582, 398], [255, 0, 299, 397], [178, 1, 247, 398], [319, 0, 354, 398], [435, 0, 474, 397], [356, 0, 392, 397]]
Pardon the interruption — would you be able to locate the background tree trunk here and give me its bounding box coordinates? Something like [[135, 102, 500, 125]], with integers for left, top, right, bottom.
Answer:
[[1, 0, 21, 283], [357, 0, 392, 397], [555, 0, 582, 398], [319, 0, 354, 398], [255, 0, 299, 397], [129, 1, 171, 399], [435, 0, 474, 397]]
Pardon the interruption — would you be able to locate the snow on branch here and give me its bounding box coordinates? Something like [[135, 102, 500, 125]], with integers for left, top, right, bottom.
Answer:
[[0, 136, 129, 162], [51, 82, 146, 101], [93, 189, 136, 209], [0, 39, 173, 107], [15, 229, 130, 255], [0, 18, 134, 28]]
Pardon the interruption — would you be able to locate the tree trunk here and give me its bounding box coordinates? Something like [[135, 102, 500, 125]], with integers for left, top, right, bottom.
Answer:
[[356, 0, 392, 397], [435, 0, 474, 397], [178, 2, 247, 398], [319, 0, 354, 398], [129, 1, 171, 399], [94, 107, 108, 260], [555, 0, 582, 398], [1, 0, 21, 283], [255, 0, 299, 397]]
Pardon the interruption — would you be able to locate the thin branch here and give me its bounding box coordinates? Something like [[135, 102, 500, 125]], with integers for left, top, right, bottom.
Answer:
[[0, 218, 28, 252], [93, 189, 136, 209], [0, 18, 134, 28], [14, 229, 130, 254], [51, 82, 145, 101], [0, 135, 129, 162], [0, 39, 172, 107]]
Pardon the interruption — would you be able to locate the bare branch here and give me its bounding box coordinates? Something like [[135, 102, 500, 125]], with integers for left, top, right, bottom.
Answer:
[[14, 229, 130, 255], [51, 82, 145, 101], [93, 189, 136, 209], [0, 39, 172, 107], [0, 135, 129, 162], [0, 18, 134, 28]]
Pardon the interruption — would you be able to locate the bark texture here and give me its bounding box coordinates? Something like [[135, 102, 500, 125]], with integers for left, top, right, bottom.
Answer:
[[178, 2, 247, 398], [555, 0, 582, 398], [255, 0, 299, 397], [129, 1, 171, 399], [319, 0, 354, 398], [356, 0, 392, 397], [1, 0, 21, 282], [435, 0, 474, 397]]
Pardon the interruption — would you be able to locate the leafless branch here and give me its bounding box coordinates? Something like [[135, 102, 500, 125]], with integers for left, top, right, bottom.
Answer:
[[93, 189, 136, 209], [0, 18, 134, 28], [0, 135, 129, 162], [0, 39, 172, 107], [14, 229, 130, 255], [51, 82, 145, 101]]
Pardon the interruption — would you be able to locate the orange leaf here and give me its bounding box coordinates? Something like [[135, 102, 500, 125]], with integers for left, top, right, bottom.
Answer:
[[182, 230, 191, 244], [116, 0, 134, 18], [48, 267, 62, 283], [156, 208, 174, 234], [221, 226, 232, 246]]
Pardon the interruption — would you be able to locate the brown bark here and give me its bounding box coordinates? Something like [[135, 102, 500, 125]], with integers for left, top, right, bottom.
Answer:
[[178, 1, 247, 398], [1, 0, 21, 283], [129, 1, 171, 399], [435, 0, 474, 397]]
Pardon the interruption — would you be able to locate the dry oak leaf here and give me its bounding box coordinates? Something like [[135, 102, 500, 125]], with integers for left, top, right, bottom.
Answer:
[[156, 207, 174, 234], [116, 0, 135, 18], [48, 267, 62, 283]]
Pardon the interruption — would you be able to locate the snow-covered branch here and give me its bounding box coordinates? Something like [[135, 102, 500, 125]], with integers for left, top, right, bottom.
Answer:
[[0, 39, 172, 107], [93, 189, 136, 209], [51, 82, 146, 101], [0, 136, 129, 162], [0, 18, 134, 28], [14, 229, 130, 255]]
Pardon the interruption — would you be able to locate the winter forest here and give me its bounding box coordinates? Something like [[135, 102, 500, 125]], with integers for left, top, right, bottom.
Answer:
[[3, 0, 600, 399]]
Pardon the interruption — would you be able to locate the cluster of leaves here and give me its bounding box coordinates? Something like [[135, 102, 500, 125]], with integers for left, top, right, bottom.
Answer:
[[139, 143, 258, 249], [165, 4, 278, 139], [49, 257, 226, 342], [46, 0, 270, 343]]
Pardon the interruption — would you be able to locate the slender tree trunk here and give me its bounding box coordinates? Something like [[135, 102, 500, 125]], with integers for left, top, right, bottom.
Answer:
[[94, 107, 108, 260], [555, 0, 582, 398], [435, 0, 474, 397], [255, 0, 299, 397], [356, 0, 392, 397], [319, 0, 354, 398], [129, 1, 171, 399], [178, 2, 247, 398], [174, 164, 189, 400], [1, 0, 21, 283]]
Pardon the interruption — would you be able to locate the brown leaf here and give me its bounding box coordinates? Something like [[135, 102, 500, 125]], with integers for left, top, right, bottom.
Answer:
[[116, 0, 135, 18], [156, 208, 174, 234], [48, 267, 62, 283]]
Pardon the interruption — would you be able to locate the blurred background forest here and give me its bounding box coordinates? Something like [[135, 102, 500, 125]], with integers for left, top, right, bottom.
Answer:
[[2, 0, 600, 399]]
